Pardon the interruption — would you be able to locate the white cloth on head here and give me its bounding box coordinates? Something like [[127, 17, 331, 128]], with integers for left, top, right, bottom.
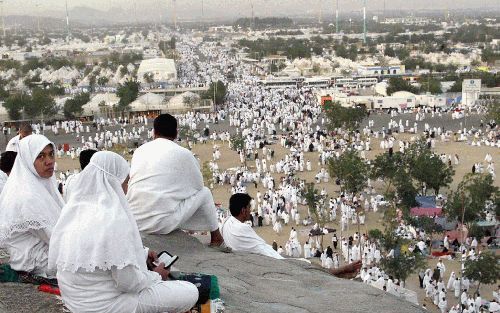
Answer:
[[221, 216, 284, 259], [5, 135, 20, 152], [127, 138, 217, 233], [49, 151, 144, 273], [49, 151, 198, 313], [0, 171, 8, 194], [0, 134, 63, 276]]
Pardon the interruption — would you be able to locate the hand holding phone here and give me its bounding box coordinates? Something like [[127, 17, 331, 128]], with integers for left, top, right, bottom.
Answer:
[[153, 263, 170, 281], [152, 250, 179, 269]]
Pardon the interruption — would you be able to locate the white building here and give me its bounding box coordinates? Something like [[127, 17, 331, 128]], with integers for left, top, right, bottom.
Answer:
[[137, 58, 177, 85]]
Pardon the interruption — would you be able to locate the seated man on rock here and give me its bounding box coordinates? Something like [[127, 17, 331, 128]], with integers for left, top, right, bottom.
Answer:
[[127, 114, 225, 247], [221, 193, 284, 259], [63, 149, 97, 201]]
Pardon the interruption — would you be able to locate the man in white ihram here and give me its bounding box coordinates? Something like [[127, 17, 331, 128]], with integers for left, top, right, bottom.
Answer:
[[127, 114, 225, 248], [221, 193, 284, 259]]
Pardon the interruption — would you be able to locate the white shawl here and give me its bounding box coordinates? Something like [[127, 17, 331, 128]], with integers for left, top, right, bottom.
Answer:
[[0, 171, 8, 194], [49, 151, 146, 272], [127, 138, 203, 230], [0, 134, 63, 246]]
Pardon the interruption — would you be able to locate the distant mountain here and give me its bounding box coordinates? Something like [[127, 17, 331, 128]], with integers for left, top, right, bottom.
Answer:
[[3, 15, 85, 31], [67, 6, 131, 25]]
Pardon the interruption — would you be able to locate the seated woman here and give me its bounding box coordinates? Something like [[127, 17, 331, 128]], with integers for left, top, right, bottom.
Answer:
[[0, 134, 63, 279], [49, 151, 198, 313]]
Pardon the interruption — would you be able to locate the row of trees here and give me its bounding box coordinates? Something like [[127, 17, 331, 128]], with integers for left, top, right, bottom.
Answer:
[[2, 78, 141, 120], [3, 88, 57, 120]]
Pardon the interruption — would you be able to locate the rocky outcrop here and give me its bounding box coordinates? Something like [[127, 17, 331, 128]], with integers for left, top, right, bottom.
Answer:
[[0, 231, 424, 313]]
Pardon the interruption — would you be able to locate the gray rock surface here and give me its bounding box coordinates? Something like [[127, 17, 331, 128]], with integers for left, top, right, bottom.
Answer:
[[143, 231, 424, 313], [0, 232, 424, 313]]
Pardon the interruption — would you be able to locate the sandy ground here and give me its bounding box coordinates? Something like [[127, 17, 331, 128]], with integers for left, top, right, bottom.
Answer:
[[51, 128, 499, 312]]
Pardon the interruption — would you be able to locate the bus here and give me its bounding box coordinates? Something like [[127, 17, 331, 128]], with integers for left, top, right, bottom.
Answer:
[[356, 77, 378, 87], [258, 79, 298, 89]]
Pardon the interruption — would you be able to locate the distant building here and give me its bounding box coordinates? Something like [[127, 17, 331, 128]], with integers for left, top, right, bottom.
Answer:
[[357, 65, 405, 76], [137, 58, 177, 85]]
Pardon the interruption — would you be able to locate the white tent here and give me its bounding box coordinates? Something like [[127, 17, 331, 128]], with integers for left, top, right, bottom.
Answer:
[[129, 93, 165, 112], [137, 58, 177, 84], [82, 93, 120, 116]]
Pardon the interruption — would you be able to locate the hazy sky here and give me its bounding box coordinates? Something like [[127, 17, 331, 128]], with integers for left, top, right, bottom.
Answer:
[[5, 0, 500, 20]]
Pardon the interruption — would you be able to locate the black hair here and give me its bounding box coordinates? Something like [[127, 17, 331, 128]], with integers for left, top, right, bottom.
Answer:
[[79, 149, 98, 170], [229, 193, 252, 217], [0, 151, 17, 173], [19, 122, 32, 133], [154, 113, 177, 138]]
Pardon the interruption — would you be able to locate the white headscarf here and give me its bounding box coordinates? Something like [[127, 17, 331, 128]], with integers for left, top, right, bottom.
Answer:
[[0, 134, 63, 246], [49, 151, 146, 273]]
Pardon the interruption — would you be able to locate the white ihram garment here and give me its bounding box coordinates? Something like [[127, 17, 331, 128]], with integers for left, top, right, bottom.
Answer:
[[0, 135, 63, 277], [127, 138, 218, 234], [49, 151, 198, 313], [221, 216, 284, 259]]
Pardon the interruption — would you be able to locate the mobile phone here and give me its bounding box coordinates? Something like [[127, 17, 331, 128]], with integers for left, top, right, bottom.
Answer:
[[153, 250, 179, 269]]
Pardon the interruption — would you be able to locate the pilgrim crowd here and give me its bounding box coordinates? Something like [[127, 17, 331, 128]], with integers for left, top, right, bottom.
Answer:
[[0, 34, 498, 313]]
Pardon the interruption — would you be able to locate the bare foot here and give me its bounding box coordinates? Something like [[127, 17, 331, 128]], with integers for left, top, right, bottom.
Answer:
[[329, 260, 363, 279], [209, 229, 224, 247]]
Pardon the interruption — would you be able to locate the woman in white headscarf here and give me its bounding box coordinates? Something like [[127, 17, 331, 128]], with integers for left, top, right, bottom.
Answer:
[[49, 151, 198, 313], [0, 134, 63, 277]]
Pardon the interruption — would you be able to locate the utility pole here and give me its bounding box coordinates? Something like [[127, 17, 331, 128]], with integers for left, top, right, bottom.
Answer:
[[250, 0, 255, 31], [172, 0, 177, 29], [201, 0, 204, 26], [335, 0, 339, 34], [0, 0, 5, 38], [318, 0, 323, 24], [363, 0, 367, 44], [65, 0, 70, 43]]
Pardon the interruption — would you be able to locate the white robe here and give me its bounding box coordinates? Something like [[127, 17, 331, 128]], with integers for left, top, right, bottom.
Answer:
[[221, 216, 283, 259], [127, 138, 218, 234], [0, 171, 8, 193], [0, 135, 64, 277], [5, 134, 20, 152]]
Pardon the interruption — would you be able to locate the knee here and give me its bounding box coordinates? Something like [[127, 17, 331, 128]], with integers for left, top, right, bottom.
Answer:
[[183, 282, 199, 308], [200, 187, 214, 203]]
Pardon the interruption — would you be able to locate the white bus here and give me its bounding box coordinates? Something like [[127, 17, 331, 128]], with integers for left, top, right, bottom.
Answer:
[[303, 77, 331, 88], [356, 77, 378, 87], [258, 79, 298, 89]]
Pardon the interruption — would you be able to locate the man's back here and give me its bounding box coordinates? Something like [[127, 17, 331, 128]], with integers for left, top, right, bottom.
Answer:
[[127, 138, 204, 231], [221, 216, 283, 259]]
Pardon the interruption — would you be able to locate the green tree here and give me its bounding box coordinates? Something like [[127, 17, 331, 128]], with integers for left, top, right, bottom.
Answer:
[[404, 139, 454, 195], [143, 73, 155, 84], [230, 134, 244, 152], [88, 75, 97, 92], [370, 152, 405, 196], [448, 79, 463, 93], [25, 88, 57, 119], [328, 150, 368, 194], [409, 152, 454, 195], [201, 161, 213, 188], [323, 101, 367, 132], [204, 81, 227, 106], [63, 93, 90, 119], [463, 252, 500, 293], [97, 76, 109, 87], [485, 101, 499, 123], [334, 45, 348, 58], [384, 45, 395, 57], [446, 173, 500, 226], [380, 251, 426, 285], [301, 183, 328, 249], [3, 93, 25, 120], [420, 77, 442, 95], [387, 77, 419, 95], [116, 79, 140, 115]]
